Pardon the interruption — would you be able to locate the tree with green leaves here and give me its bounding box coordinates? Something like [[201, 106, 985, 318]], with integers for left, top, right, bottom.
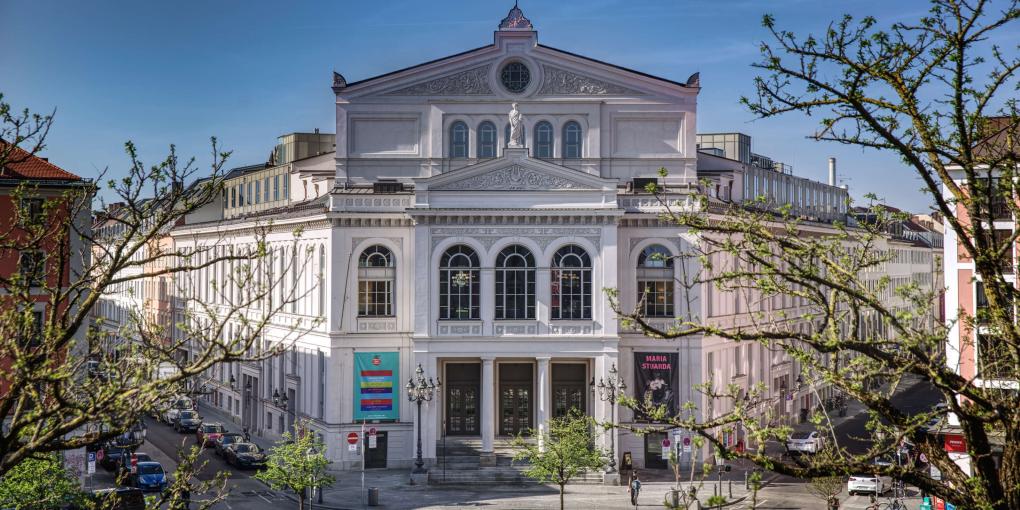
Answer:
[[611, 1, 1020, 509], [0, 452, 83, 509], [255, 421, 335, 510], [511, 410, 607, 510], [0, 91, 312, 477]]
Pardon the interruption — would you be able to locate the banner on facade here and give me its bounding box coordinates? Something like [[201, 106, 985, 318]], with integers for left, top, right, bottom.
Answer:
[[353, 352, 399, 421], [633, 352, 678, 421]]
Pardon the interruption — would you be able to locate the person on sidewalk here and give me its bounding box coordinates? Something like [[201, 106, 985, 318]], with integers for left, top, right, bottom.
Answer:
[[629, 471, 642, 506]]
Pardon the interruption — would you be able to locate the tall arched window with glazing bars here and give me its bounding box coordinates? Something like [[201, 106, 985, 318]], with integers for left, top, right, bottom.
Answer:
[[551, 245, 591, 320], [495, 245, 535, 320], [358, 245, 395, 317], [562, 121, 583, 159], [534, 121, 553, 158], [637, 244, 674, 317], [449, 121, 468, 158], [439, 245, 480, 320], [477, 121, 497, 159]]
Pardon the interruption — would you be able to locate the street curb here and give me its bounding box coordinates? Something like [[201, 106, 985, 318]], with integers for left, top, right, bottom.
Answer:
[[253, 476, 358, 510]]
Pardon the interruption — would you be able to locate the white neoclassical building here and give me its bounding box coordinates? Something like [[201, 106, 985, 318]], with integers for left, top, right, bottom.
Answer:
[[171, 5, 937, 481]]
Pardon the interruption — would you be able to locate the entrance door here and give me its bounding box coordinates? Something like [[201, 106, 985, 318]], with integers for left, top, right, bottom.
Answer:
[[552, 363, 587, 418], [445, 363, 480, 436], [499, 363, 533, 436], [365, 431, 388, 469], [644, 432, 668, 469]]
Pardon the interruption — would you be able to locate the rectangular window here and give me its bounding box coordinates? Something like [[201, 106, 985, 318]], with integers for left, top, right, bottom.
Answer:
[[264, 177, 271, 202], [19, 198, 45, 225], [638, 281, 674, 317], [230, 187, 236, 208], [734, 345, 743, 376], [255, 180, 261, 204], [237, 184, 244, 206], [318, 350, 325, 419], [358, 281, 393, 316], [19, 250, 45, 286], [283, 176, 289, 199], [247, 182, 252, 205], [274, 175, 280, 201]]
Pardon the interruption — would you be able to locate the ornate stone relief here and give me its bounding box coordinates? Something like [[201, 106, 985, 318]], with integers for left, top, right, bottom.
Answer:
[[431, 164, 593, 191], [384, 65, 493, 96], [430, 226, 602, 251], [538, 65, 639, 96], [352, 237, 403, 251]]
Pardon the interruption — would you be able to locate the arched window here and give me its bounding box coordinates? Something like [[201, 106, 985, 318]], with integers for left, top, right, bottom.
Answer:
[[358, 245, 395, 317], [504, 123, 525, 148], [534, 121, 553, 158], [563, 121, 583, 159], [439, 245, 480, 320], [637, 245, 674, 317], [450, 121, 468, 159], [477, 122, 497, 159], [551, 245, 591, 320], [495, 245, 535, 320]]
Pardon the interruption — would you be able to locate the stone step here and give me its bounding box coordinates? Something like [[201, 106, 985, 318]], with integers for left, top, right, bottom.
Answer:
[[427, 469, 605, 485]]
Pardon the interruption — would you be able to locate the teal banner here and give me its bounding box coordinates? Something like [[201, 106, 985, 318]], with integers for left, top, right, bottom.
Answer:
[[354, 352, 399, 421]]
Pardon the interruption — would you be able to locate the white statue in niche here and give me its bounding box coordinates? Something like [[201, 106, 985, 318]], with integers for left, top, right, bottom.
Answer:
[[508, 102, 524, 148]]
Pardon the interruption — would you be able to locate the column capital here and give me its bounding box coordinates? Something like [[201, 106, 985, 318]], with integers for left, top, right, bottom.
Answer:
[[481, 356, 496, 363], [535, 356, 551, 363]]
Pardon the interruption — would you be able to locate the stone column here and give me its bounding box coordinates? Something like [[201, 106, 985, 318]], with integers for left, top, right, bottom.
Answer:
[[480, 356, 496, 466], [536, 356, 551, 451]]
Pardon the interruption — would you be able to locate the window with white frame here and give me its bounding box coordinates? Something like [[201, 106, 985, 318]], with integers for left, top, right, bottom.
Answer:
[[477, 121, 497, 158], [551, 245, 592, 320], [358, 245, 395, 317], [449, 121, 468, 158], [439, 245, 480, 320], [534, 121, 553, 158], [637, 244, 674, 317], [562, 121, 583, 158], [495, 245, 535, 320]]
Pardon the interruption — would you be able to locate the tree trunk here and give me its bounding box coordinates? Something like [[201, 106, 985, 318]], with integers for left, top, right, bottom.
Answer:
[[297, 491, 305, 510], [559, 483, 565, 510], [997, 426, 1020, 510]]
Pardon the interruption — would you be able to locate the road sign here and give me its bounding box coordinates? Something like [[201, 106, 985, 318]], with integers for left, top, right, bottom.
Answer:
[[96, 449, 104, 462], [683, 436, 692, 453], [348, 443, 357, 452], [87, 452, 96, 475], [368, 427, 377, 437], [369, 435, 377, 449], [661, 438, 671, 459], [347, 432, 359, 445]]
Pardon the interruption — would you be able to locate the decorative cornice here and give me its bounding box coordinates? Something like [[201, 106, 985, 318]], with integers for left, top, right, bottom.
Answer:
[[538, 65, 639, 96], [432, 164, 595, 191], [384, 65, 493, 96]]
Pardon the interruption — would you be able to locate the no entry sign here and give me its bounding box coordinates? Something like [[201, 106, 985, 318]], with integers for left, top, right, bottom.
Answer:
[[347, 432, 359, 445]]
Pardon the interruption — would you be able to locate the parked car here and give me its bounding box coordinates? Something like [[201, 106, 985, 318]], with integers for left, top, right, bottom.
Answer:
[[214, 432, 245, 457], [174, 410, 202, 433], [786, 430, 824, 454], [197, 422, 227, 447], [223, 442, 266, 469], [100, 443, 134, 471], [848, 458, 894, 495], [162, 396, 195, 424], [129, 461, 168, 493], [115, 452, 153, 480], [89, 487, 146, 510]]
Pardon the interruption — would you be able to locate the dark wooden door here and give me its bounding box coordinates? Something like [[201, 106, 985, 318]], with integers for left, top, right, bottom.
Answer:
[[498, 363, 533, 436], [552, 363, 587, 418], [445, 363, 480, 436]]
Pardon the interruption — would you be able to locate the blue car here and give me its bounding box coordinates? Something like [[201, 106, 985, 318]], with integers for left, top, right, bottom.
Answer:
[[130, 461, 168, 492]]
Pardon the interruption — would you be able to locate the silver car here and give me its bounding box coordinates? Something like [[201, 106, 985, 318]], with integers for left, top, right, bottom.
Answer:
[[848, 458, 894, 495], [786, 430, 823, 454]]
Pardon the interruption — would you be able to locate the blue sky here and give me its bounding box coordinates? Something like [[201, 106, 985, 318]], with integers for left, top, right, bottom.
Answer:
[[0, 0, 999, 212]]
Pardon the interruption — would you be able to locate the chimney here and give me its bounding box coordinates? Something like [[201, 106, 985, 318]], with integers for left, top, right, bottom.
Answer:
[[828, 157, 837, 186]]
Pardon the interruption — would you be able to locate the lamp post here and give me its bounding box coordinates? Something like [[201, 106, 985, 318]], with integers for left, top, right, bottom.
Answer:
[[243, 380, 252, 431], [406, 364, 439, 474], [590, 362, 626, 473]]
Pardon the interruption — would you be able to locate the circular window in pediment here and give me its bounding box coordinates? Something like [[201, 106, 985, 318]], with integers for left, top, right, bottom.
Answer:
[[500, 62, 531, 93]]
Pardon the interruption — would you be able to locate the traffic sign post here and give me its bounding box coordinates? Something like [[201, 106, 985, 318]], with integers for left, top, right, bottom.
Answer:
[[661, 438, 671, 460], [347, 432, 359, 453], [368, 427, 378, 449]]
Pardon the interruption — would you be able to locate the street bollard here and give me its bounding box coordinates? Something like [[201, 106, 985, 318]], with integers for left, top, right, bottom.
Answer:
[[729, 480, 732, 498], [670, 489, 680, 509], [367, 487, 380, 507]]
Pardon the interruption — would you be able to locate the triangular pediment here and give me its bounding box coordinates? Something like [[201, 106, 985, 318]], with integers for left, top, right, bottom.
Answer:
[[382, 64, 495, 96], [536, 64, 645, 96], [419, 150, 615, 192]]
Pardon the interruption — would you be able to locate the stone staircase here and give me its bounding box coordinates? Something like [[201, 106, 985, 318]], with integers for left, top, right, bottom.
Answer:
[[427, 437, 604, 485]]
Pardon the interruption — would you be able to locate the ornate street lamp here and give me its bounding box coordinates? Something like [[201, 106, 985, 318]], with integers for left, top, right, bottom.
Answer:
[[590, 363, 626, 473], [272, 388, 281, 407], [406, 364, 440, 474], [229, 374, 236, 391]]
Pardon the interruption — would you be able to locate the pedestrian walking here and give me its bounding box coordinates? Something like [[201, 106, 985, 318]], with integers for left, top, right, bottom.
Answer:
[[242, 426, 250, 442], [629, 471, 642, 507]]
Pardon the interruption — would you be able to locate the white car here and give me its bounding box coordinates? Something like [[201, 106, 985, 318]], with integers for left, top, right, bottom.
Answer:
[[848, 459, 894, 495], [786, 431, 823, 454]]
